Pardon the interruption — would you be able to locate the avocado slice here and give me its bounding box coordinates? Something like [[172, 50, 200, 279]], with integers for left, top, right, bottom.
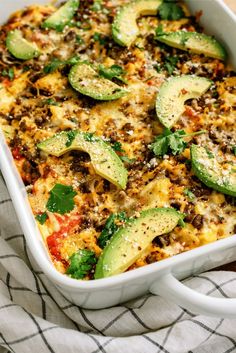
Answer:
[[191, 145, 236, 197], [37, 131, 128, 189], [156, 31, 227, 61], [112, 0, 162, 47], [69, 63, 128, 100], [42, 0, 80, 31], [95, 208, 180, 279], [6, 30, 40, 60], [156, 75, 212, 128]]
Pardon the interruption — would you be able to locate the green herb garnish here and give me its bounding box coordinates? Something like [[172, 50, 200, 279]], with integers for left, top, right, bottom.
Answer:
[[91, 0, 102, 11], [178, 212, 186, 227], [46, 184, 77, 215], [232, 146, 236, 155], [2, 68, 14, 81], [205, 148, 214, 159], [83, 132, 96, 142], [43, 98, 59, 106], [164, 56, 179, 75], [159, 0, 185, 20], [111, 141, 124, 152], [93, 32, 107, 45], [98, 212, 128, 248], [99, 64, 127, 83], [66, 130, 77, 147], [155, 24, 165, 36], [120, 156, 136, 164], [35, 212, 48, 225], [76, 35, 84, 45], [184, 188, 195, 201], [66, 249, 97, 279], [150, 129, 207, 157], [44, 55, 80, 73]]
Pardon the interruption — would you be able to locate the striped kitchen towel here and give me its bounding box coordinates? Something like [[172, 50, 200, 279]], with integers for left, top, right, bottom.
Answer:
[[0, 174, 236, 353]]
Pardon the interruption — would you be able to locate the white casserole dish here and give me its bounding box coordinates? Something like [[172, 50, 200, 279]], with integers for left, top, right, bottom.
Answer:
[[0, 0, 236, 317]]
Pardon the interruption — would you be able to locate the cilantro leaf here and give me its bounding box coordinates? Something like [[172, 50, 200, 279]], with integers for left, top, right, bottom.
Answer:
[[159, 1, 185, 20], [44, 58, 63, 73], [35, 212, 48, 225], [150, 129, 206, 157], [98, 212, 128, 248], [44, 56, 80, 73], [46, 184, 77, 215], [178, 212, 186, 227], [76, 35, 84, 45], [91, 0, 102, 11], [111, 141, 124, 152], [66, 130, 77, 147], [66, 249, 97, 279], [164, 56, 179, 75], [168, 130, 187, 155], [83, 132, 97, 142], [205, 148, 214, 159], [184, 188, 195, 201], [120, 156, 136, 164], [155, 24, 165, 36], [43, 98, 58, 106], [2, 68, 14, 81], [99, 65, 127, 83], [93, 32, 108, 45]]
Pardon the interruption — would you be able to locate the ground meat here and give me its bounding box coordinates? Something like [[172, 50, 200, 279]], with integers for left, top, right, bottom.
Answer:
[[192, 214, 204, 229]]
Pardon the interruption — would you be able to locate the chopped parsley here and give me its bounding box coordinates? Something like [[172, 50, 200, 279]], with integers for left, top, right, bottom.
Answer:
[[66, 249, 97, 279], [2, 68, 14, 81], [66, 130, 77, 147], [184, 188, 195, 201], [150, 129, 207, 157], [159, 0, 185, 21], [46, 184, 77, 215], [99, 65, 127, 83], [35, 212, 48, 225], [98, 212, 128, 248]]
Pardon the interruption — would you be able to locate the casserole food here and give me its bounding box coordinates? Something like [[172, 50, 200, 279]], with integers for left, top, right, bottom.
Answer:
[[0, 0, 235, 314]]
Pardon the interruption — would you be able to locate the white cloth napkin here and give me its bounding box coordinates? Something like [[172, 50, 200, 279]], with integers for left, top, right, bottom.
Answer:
[[0, 175, 236, 353]]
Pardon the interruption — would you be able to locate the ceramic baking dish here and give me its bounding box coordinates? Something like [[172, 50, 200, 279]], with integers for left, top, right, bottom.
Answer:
[[0, 0, 236, 317]]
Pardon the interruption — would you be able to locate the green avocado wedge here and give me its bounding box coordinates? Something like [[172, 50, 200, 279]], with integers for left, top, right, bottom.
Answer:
[[112, 0, 162, 47], [69, 63, 128, 100], [191, 145, 236, 197], [6, 30, 40, 60], [156, 31, 227, 61], [42, 0, 80, 31], [156, 75, 212, 128], [95, 208, 181, 279], [37, 131, 128, 189]]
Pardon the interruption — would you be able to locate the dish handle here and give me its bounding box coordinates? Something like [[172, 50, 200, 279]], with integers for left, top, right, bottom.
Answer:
[[150, 272, 236, 318]]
